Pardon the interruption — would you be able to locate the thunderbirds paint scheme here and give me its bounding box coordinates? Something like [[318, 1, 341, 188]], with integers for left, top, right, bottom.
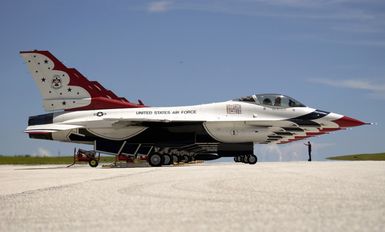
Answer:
[[20, 50, 366, 166]]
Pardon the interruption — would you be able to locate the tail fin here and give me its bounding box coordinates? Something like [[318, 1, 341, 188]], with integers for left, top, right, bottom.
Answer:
[[20, 50, 145, 112]]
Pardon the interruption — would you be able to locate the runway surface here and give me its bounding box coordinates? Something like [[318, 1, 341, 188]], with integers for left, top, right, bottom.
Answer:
[[1, 161, 385, 232]]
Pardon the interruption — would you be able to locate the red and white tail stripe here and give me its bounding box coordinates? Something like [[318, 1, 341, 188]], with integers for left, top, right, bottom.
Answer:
[[20, 50, 145, 112]]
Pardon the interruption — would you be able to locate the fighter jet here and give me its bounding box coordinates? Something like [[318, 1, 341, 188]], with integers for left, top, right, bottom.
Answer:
[[20, 50, 367, 167]]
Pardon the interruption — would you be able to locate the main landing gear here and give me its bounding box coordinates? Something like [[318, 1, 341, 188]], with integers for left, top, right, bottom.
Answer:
[[147, 152, 195, 167], [148, 153, 163, 167], [234, 154, 258, 165]]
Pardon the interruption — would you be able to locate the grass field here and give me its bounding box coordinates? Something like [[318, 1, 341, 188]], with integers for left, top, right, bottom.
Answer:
[[1, 152, 385, 164], [0, 156, 115, 165], [327, 153, 385, 161]]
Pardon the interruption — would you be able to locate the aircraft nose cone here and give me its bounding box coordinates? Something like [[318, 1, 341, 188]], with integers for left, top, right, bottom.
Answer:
[[333, 116, 366, 128]]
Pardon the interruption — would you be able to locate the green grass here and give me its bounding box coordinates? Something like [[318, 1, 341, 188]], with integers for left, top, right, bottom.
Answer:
[[0, 155, 115, 165], [1, 153, 384, 164], [327, 153, 385, 161]]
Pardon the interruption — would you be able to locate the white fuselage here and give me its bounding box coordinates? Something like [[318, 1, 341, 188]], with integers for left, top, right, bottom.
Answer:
[[37, 100, 342, 144]]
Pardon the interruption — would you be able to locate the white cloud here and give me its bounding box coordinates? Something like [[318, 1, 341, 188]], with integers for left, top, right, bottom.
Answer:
[[141, 0, 380, 20], [255, 0, 344, 8], [148, 1, 173, 13], [34, 147, 52, 157], [259, 143, 304, 161], [139, 0, 385, 48], [258, 141, 335, 161], [309, 78, 385, 99]]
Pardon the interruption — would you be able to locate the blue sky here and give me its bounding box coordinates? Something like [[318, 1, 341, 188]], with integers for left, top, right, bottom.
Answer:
[[0, 0, 384, 161]]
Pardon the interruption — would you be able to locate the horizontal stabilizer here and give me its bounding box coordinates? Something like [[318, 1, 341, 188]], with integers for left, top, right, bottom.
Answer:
[[25, 124, 83, 134]]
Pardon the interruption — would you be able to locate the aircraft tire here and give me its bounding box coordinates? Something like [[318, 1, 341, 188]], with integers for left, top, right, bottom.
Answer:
[[243, 155, 249, 163], [172, 155, 179, 164], [148, 153, 163, 167], [182, 155, 189, 163], [163, 154, 172, 165], [234, 157, 238, 162], [89, 159, 98, 168], [248, 154, 257, 165]]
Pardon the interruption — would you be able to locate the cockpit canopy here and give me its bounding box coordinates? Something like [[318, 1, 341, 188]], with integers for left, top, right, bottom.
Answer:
[[235, 94, 306, 108]]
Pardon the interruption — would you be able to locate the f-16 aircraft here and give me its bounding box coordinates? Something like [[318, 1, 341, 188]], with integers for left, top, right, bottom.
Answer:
[[20, 50, 367, 167]]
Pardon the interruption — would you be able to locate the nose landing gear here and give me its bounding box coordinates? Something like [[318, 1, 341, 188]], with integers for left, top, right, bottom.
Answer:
[[247, 154, 258, 164], [234, 154, 257, 165]]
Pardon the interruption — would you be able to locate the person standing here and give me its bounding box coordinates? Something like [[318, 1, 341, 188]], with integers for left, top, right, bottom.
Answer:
[[304, 141, 312, 161]]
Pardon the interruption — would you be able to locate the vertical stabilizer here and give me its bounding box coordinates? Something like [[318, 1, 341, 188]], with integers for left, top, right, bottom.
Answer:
[[20, 50, 145, 112]]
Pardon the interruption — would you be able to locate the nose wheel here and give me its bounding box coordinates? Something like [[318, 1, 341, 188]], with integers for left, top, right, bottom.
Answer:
[[248, 154, 257, 164], [234, 154, 257, 165]]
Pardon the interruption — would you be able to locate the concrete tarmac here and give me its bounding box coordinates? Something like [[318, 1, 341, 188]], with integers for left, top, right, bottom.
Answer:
[[1, 161, 385, 232]]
